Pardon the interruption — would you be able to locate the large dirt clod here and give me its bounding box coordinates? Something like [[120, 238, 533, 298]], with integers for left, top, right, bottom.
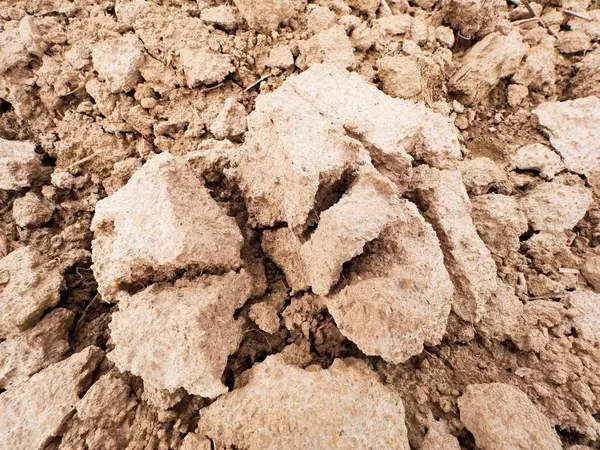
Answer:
[[0, 138, 42, 191], [0, 346, 104, 450], [109, 270, 255, 398], [458, 383, 562, 450], [91, 152, 244, 302], [196, 355, 410, 449]]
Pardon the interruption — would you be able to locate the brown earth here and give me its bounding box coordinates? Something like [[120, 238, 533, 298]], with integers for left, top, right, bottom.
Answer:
[[1, 0, 600, 449]]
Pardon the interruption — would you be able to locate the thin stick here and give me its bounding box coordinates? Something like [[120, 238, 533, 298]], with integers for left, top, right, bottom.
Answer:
[[514, 17, 539, 24], [381, 0, 393, 15], [66, 151, 100, 170], [523, 0, 559, 38], [75, 294, 99, 332], [243, 74, 271, 93], [562, 9, 593, 21]]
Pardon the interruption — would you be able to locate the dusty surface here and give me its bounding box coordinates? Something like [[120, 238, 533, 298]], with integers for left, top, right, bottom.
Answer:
[[2, 0, 600, 449]]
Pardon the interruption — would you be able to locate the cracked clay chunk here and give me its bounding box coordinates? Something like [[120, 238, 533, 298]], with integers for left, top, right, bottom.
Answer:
[[284, 65, 461, 174], [0, 246, 63, 337], [179, 47, 234, 87], [0, 138, 42, 191], [196, 355, 410, 449], [91, 152, 243, 302], [0, 346, 104, 450], [533, 96, 600, 179], [91, 35, 145, 93], [296, 26, 356, 70], [0, 308, 73, 389], [263, 171, 401, 296], [233, 0, 307, 32], [519, 180, 592, 233], [450, 30, 529, 105], [413, 166, 497, 322], [234, 83, 363, 229], [324, 199, 453, 363], [458, 383, 562, 450], [109, 271, 254, 398], [568, 290, 600, 344]]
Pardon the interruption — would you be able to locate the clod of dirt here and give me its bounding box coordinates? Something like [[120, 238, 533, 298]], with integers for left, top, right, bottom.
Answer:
[[442, 0, 499, 39], [12, 192, 54, 228], [413, 166, 497, 323], [296, 26, 356, 70], [513, 37, 557, 96], [459, 157, 510, 195], [0, 246, 63, 337], [534, 96, 600, 188], [181, 433, 212, 450], [471, 194, 528, 258], [519, 179, 592, 233], [283, 65, 460, 175], [91, 152, 244, 302], [421, 421, 460, 450], [325, 199, 453, 363], [0, 308, 73, 389], [572, 49, 600, 99], [450, 30, 529, 105], [210, 98, 248, 140], [581, 256, 600, 292], [200, 6, 241, 32], [179, 47, 234, 87], [568, 291, 600, 344], [458, 383, 562, 450], [0, 138, 42, 191], [233, 0, 307, 32], [263, 168, 401, 296], [91, 35, 145, 94], [249, 301, 280, 334], [514, 143, 564, 180], [109, 270, 255, 398], [195, 355, 410, 449], [377, 55, 422, 99], [0, 346, 104, 450]]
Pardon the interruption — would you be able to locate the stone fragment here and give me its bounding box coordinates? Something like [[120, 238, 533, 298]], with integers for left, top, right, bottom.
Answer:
[[249, 302, 280, 334], [436, 26, 455, 47], [200, 6, 241, 31], [233, 0, 307, 32], [582, 256, 600, 291], [197, 355, 410, 449], [519, 180, 591, 233], [458, 383, 562, 450], [296, 26, 356, 70], [572, 49, 600, 99], [0, 308, 73, 389], [513, 38, 556, 95], [568, 290, 600, 344], [210, 98, 247, 139], [0, 138, 42, 191], [91, 153, 243, 302], [180, 48, 234, 87], [514, 143, 563, 179], [306, 6, 336, 33], [109, 271, 254, 398], [534, 96, 600, 188], [557, 30, 591, 54], [377, 55, 422, 99], [325, 199, 453, 363], [507, 83, 529, 107], [450, 31, 529, 105], [0, 346, 104, 450], [266, 45, 294, 69], [234, 82, 363, 229], [91, 35, 145, 93], [459, 157, 510, 195], [284, 64, 460, 173], [422, 422, 461, 450], [471, 194, 528, 258], [0, 246, 63, 337], [413, 167, 497, 322], [443, 0, 499, 39], [12, 192, 54, 227], [263, 171, 401, 296]]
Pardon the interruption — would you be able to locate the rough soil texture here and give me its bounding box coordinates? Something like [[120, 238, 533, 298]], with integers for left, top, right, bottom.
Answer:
[[2, 0, 600, 449]]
